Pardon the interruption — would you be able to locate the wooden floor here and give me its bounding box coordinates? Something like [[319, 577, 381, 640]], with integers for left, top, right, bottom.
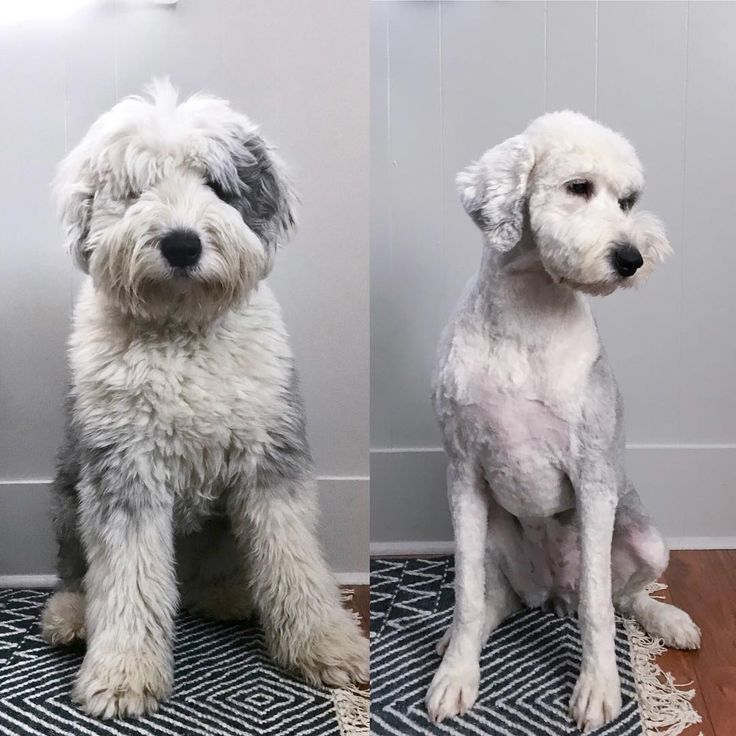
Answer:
[[355, 551, 736, 734], [345, 584, 369, 637], [657, 550, 736, 736]]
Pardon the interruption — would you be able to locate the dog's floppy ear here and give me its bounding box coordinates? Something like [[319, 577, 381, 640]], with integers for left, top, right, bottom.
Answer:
[[54, 152, 95, 273], [457, 134, 534, 251], [230, 131, 298, 254]]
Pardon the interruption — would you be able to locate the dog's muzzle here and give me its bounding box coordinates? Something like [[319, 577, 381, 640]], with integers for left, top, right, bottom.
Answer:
[[160, 229, 202, 269], [610, 243, 643, 278]]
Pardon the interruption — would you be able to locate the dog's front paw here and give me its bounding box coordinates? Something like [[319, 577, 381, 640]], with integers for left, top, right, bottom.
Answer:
[[73, 648, 172, 719], [281, 610, 369, 688], [426, 659, 480, 723], [569, 664, 622, 732]]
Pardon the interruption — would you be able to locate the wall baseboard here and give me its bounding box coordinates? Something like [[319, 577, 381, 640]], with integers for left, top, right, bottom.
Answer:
[[370, 536, 736, 558], [665, 537, 736, 550], [0, 575, 57, 589], [335, 572, 370, 586], [0, 572, 370, 589], [370, 541, 455, 556]]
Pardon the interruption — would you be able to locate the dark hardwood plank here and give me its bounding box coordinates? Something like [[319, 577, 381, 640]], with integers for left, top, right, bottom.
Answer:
[[663, 550, 736, 736], [346, 584, 369, 637], [657, 565, 715, 736], [343, 584, 369, 691]]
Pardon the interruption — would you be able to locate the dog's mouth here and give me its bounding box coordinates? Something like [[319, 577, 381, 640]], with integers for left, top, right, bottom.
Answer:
[[168, 265, 199, 280], [558, 276, 618, 296]]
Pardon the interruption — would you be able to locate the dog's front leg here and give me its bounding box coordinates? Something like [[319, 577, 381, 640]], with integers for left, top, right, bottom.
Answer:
[[569, 469, 622, 732], [426, 463, 488, 723], [73, 473, 177, 719], [228, 479, 368, 687]]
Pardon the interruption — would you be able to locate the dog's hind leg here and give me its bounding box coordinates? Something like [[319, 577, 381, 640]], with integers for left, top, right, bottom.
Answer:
[[426, 462, 489, 723], [42, 414, 88, 647], [613, 487, 700, 650], [228, 477, 368, 688]]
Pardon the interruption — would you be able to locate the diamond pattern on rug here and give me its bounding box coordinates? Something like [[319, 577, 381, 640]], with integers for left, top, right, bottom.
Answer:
[[370, 557, 644, 736], [0, 589, 343, 736]]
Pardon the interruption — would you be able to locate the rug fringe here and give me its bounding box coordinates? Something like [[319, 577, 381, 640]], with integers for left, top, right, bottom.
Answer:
[[335, 588, 371, 735], [332, 687, 370, 736], [622, 582, 703, 736]]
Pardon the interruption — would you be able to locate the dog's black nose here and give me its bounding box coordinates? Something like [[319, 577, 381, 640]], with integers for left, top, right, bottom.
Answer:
[[611, 244, 643, 278], [160, 230, 202, 269]]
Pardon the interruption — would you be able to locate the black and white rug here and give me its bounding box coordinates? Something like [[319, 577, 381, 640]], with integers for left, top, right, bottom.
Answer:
[[370, 557, 699, 736], [0, 588, 367, 736]]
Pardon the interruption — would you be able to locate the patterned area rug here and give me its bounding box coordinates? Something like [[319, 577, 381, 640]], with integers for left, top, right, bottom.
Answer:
[[0, 588, 368, 736], [370, 557, 699, 736]]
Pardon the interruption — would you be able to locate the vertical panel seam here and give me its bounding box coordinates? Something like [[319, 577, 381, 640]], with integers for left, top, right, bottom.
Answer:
[[385, 6, 394, 448], [113, 0, 119, 100], [439, 1, 446, 314], [594, 0, 599, 118], [543, 0, 548, 112], [678, 1, 690, 436]]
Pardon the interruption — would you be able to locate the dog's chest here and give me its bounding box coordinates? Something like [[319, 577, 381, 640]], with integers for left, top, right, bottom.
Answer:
[[70, 285, 290, 510], [446, 305, 600, 515]]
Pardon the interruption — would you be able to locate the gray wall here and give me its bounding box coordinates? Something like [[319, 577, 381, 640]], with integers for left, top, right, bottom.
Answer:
[[0, 0, 369, 579], [371, 0, 736, 550]]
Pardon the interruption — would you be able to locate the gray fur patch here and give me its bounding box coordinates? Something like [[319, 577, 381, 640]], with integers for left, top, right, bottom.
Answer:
[[50, 395, 86, 591], [254, 364, 312, 490]]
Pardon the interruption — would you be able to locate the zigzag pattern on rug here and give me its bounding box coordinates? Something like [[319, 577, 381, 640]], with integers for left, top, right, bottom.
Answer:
[[370, 557, 699, 736], [0, 588, 363, 736]]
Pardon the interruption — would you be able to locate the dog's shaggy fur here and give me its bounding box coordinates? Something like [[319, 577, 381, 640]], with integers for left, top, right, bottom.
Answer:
[[427, 112, 700, 732], [41, 80, 368, 719]]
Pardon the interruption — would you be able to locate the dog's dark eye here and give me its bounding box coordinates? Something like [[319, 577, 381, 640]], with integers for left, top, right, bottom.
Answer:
[[206, 179, 234, 201], [618, 194, 637, 212], [566, 180, 593, 198]]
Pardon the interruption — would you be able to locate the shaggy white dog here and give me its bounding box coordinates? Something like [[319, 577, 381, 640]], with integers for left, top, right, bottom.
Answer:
[[40, 80, 368, 719], [428, 112, 700, 732]]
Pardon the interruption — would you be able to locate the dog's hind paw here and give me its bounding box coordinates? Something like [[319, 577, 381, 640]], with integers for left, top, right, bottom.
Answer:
[[638, 600, 701, 650], [435, 627, 452, 655], [426, 660, 480, 723], [41, 591, 87, 646], [569, 664, 622, 732], [73, 648, 171, 719]]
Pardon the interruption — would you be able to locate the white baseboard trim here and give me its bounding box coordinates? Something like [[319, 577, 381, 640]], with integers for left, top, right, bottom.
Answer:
[[370, 541, 455, 556], [0, 570, 373, 595], [371, 444, 736, 454], [370, 536, 736, 557], [0, 574, 57, 589], [666, 536, 736, 550], [335, 572, 370, 586], [0, 571, 370, 589]]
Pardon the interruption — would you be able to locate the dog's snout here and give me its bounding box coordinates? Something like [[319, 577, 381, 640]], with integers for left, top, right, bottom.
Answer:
[[611, 244, 643, 278], [160, 230, 202, 269]]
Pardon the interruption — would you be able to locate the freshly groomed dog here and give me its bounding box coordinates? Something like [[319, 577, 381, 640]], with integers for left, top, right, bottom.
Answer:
[[428, 112, 700, 731], [41, 80, 368, 718]]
